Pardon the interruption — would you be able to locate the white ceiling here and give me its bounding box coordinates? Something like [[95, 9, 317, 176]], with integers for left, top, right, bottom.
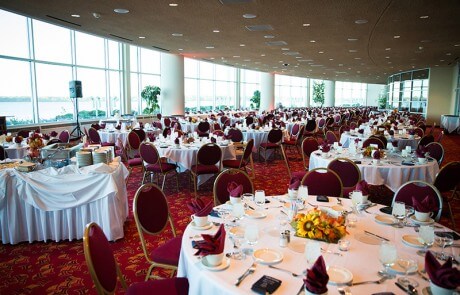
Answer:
[[1, 0, 460, 84]]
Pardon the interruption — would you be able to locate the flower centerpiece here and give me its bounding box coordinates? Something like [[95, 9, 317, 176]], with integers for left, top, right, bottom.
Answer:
[[27, 132, 44, 159], [291, 209, 347, 243]]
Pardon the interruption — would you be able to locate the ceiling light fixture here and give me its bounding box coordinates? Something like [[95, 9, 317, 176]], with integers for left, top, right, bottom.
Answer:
[[348, 38, 358, 41], [260, 54, 265, 56], [139, 36, 145, 39], [243, 13, 257, 19], [178, 48, 183, 51], [233, 55, 240, 58], [419, 15, 429, 19], [172, 33, 183, 37], [114, 8, 130, 14], [318, 51, 324, 54], [264, 35, 275, 39], [240, 44, 245, 47], [92, 12, 101, 18], [213, 29, 220, 33], [310, 40, 316, 43], [446, 53, 452, 55], [385, 48, 391, 51], [455, 44, 460, 47], [206, 46, 214, 49], [281, 48, 289, 51], [354, 19, 368, 24], [71, 14, 80, 18], [302, 23, 310, 27], [169, 3, 178, 7], [394, 35, 400, 38]]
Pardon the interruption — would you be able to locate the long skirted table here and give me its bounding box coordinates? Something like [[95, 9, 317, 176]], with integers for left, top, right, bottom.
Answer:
[[0, 160, 129, 244]]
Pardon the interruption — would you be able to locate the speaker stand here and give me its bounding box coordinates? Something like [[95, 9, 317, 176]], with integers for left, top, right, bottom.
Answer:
[[70, 97, 83, 140]]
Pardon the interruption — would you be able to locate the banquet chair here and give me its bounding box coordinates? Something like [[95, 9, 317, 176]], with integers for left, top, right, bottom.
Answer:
[[369, 134, 387, 147], [222, 139, 255, 178], [83, 222, 189, 295], [213, 130, 225, 137], [433, 161, 460, 230], [17, 130, 31, 138], [338, 125, 350, 135], [303, 119, 317, 138], [0, 145, 7, 160], [88, 127, 116, 147], [436, 130, 444, 143], [314, 118, 326, 138], [258, 128, 284, 163], [413, 127, 425, 138], [190, 143, 222, 197], [46, 138, 62, 145], [163, 117, 171, 127], [213, 169, 254, 206], [392, 180, 443, 221], [125, 131, 143, 183], [282, 124, 303, 155], [139, 142, 179, 192], [418, 134, 434, 147], [349, 121, 358, 130], [58, 130, 70, 143], [290, 137, 320, 181], [197, 121, 211, 137], [325, 130, 338, 144], [162, 127, 172, 138], [327, 158, 361, 197], [245, 116, 254, 126], [133, 183, 182, 281], [132, 128, 146, 142], [362, 137, 385, 149], [301, 168, 343, 198], [425, 142, 444, 166], [227, 128, 244, 143], [212, 122, 221, 131]]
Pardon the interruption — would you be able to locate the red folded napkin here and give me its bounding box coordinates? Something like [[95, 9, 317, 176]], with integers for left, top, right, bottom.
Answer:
[[210, 137, 217, 143], [320, 141, 330, 153], [289, 177, 300, 190], [391, 140, 398, 147], [355, 180, 370, 196], [412, 195, 438, 213], [186, 199, 214, 217], [227, 181, 243, 198], [304, 256, 329, 294], [194, 224, 226, 256], [425, 251, 460, 290]]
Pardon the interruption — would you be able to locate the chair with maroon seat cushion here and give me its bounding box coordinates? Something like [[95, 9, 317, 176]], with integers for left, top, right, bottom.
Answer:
[[314, 118, 326, 137], [425, 142, 444, 166], [413, 127, 425, 138], [190, 143, 222, 197], [125, 131, 143, 182], [83, 222, 189, 295], [132, 128, 146, 142], [133, 183, 183, 280], [325, 130, 338, 144], [213, 169, 254, 206], [197, 121, 211, 137], [290, 137, 319, 180], [227, 128, 244, 143], [220, 115, 228, 125], [370, 134, 388, 147], [139, 142, 178, 191], [223, 139, 255, 178], [58, 130, 70, 143], [153, 121, 163, 129], [349, 121, 358, 130], [283, 124, 305, 156], [362, 137, 385, 149], [301, 168, 343, 198], [0, 145, 7, 160], [338, 125, 350, 135], [88, 127, 115, 147], [222, 119, 231, 131], [163, 117, 171, 127], [258, 128, 285, 163], [17, 130, 31, 138], [418, 134, 435, 148], [327, 158, 361, 197], [434, 161, 460, 230], [245, 116, 254, 126], [392, 180, 443, 221], [303, 119, 317, 138], [212, 122, 221, 131]]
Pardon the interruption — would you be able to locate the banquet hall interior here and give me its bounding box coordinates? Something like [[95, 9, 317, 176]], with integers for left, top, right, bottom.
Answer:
[[1, 0, 460, 294]]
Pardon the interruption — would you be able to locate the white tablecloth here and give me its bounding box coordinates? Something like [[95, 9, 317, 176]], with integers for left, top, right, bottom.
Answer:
[[3, 143, 28, 159], [0, 160, 129, 244], [339, 132, 420, 151], [242, 130, 269, 152], [178, 196, 441, 295], [309, 149, 439, 192], [99, 129, 161, 148], [441, 115, 460, 133]]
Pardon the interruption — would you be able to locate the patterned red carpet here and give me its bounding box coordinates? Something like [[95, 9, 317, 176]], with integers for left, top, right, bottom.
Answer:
[[1, 130, 459, 294]]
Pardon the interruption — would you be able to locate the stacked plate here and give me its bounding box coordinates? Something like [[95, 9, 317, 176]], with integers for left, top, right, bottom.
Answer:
[[92, 150, 109, 165], [76, 151, 93, 167], [98, 146, 114, 163]]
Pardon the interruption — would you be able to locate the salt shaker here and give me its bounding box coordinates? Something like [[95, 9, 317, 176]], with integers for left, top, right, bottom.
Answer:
[[279, 232, 288, 247]]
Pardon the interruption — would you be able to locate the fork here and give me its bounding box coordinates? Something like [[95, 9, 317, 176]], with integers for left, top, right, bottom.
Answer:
[[348, 276, 387, 286], [268, 265, 300, 277], [235, 262, 256, 286]]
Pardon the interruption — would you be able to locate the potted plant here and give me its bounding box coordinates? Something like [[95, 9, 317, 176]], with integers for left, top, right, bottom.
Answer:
[[312, 81, 325, 107], [141, 85, 161, 114], [250, 90, 260, 109]]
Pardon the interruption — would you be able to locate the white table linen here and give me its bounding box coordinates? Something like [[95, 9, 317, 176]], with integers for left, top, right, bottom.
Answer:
[[98, 129, 161, 148], [340, 132, 420, 151], [441, 115, 460, 133], [3, 143, 29, 159], [0, 160, 129, 244], [309, 149, 439, 192], [178, 196, 439, 295]]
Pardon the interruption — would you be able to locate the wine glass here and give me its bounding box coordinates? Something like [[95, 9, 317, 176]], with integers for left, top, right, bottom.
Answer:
[[304, 240, 321, 266], [396, 257, 419, 288], [254, 190, 265, 209], [435, 233, 454, 260], [417, 225, 435, 255], [378, 241, 397, 278], [392, 201, 406, 228], [403, 205, 415, 226]]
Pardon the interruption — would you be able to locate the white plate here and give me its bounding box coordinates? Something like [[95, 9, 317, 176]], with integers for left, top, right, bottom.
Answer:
[[331, 205, 346, 212], [245, 210, 267, 219], [374, 215, 398, 225], [354, 233, 382, 245], [229, 226, 245, 238], [389, 262, 417, 275], [263, 226, 281, 238], [201, 256, 230, 271], [327, 265, 353, 285], [288, 239, 307, 253], [402, 235, 425, 248], [190, 221, 213, 230], [253, 248, 283, 265], [410, 215, 435, 225]]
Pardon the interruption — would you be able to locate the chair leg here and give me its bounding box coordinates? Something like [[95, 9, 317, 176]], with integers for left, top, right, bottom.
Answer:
[[161, 174, 166, 190], [175, 172, 180, 193]]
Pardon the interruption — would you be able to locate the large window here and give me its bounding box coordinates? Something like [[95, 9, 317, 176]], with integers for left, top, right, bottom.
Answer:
[[335, 82, 367, 106], [240, 69, 260, 109], [275, 75, 308, 107]]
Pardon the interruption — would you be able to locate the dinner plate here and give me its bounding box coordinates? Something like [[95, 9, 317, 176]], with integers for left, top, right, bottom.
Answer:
[[229, 226, 245, 238], [402, 235, 425, 248], [245, 210, 267, 219], [410, 215, 435, 225], [327, 266, 353, 285], [288, 239, 307, 253], [421, 287, 432, 295], [354, 233, 382, 245], [201, 256, 230, 271], [253, 248, 283, 265], [331, 205, 346, 212], [374, 214, 398, 225], [190, 221, 213, 230], [389, 262, 417, 275]]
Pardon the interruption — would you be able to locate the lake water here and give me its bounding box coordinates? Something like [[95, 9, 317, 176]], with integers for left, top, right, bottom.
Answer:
[[0, 101, 96, 121]]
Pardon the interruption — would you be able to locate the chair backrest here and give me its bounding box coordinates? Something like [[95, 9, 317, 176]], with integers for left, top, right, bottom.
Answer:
[[413, 127, 424, 138], [220, 116, 228, 124], [392, 180, 443, 221], [370, 134, 387, 147], [304, 119, 316, 133], [139, 142, 160, 165], [88, 127, 102, 144], [83, 222, 121, 294], [301, 168, 343, 198], [295, 125, 305, 145], [163, 127, 171, 138], [338, 125, 350, 135], [291, 123, 300, 137], [197, 121, 210, 133], [46, 138, 62, 145], [213, 122, 221, 131], [327, 158, 361, 189], [425, 142, 444, 165], [0, 145, 7, 160], [213, 169, 254, 205], [132, 128, 146, 142], [433, 161, 460, 193], [164, 117, 171, 127], [241, 139, 255, 164], [59, 130, 70, 143], [325, 131, 338, 143], [245, 116, 254, 126], [325, 117, 334, 128], [127, 131, 141, 150], [227, 128, 243, 142], [362, 137, 385, 149], [317, 118, 326, 128], [301, 137, 319, 168], [17, 130, 30, 138], [419, 134, 434, 147], [197, 143, 222, 166], [349, 122, 357, 129], [267, 128, 283, 144]]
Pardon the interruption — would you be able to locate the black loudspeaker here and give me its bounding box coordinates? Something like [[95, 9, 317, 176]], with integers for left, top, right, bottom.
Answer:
[[69, 80, 82, 98]]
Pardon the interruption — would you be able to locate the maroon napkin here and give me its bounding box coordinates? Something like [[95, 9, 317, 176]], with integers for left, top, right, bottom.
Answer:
[[356, 180, 370, 196], [210, 137, 217, 143], [304, 256, 329, 294], [425, 251, 460, 290], [187, 199, 214, 217], [194, 224, 226, 256], [373, 149, 381, 160], [415, 145, 427, 158], [320, 141, 330, 153], [147, 133, 156, 142], [289, 177, 301, 190], [412, 195, 438, 213], [14, 136, 23, 144], [391, 140, 398, 147], [227, 181, 243, 197], [50, 131, 58, 137]]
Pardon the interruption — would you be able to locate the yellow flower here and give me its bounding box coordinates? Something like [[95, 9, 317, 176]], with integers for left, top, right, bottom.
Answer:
[[293, 209, 347, 243]]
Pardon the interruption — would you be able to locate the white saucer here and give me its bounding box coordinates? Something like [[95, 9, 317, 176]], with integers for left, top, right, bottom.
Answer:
[[331, 205, 346, 212], [190, 221, 213, 230], [245, 210, 267, 219], [410, 215, 435, 225], [253, 248, 283, 265], [201, 256, 230, 271], [389, 262, 417, 275], [374, 214, 398, 225], [402, 235, 425, 248], [327, 265, 353, 285]]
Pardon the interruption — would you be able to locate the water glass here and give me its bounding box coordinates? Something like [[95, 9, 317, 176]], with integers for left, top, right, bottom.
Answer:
[[298, 185, 309, 199], [378, 241, 397, 278], [435, 233, 454, 260], [304, 240, 321, 265], [392, 201, 406, 228], [254, 190, 265, 208], [232, 203, 245, 219], [396, 257, 419, 288], [245, 224, 259, 246], [418, 225, 435, 254]]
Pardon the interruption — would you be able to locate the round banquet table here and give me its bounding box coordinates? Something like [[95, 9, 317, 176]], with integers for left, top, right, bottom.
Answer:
[[3, 143, 29, 159], [339, 131, 421, 151], [178, 196, 452, 295], [242, 129, 269, 152], [309, 148, 439, 192], [98, 129, 161, 148]]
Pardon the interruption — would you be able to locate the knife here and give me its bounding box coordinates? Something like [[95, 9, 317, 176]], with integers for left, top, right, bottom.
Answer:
[[395, 282, 417, 294]]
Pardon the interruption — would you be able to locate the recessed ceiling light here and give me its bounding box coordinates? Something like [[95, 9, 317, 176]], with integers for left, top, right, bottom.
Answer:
[[329, 58, 334, 61], [243, 13, 257, 19], [71, 14, 80, 18], [295, 56, 302, 59], [240, 44, 245, 47], [172, 33, 183, 37], [455, 44, 460, 47], [302, 23, 310, 27], [213, 29, 220, 33], [385, 48, 391, 51], [114, 8, 130, 14], [385, 56, 390, 59], [440, 59, 445, 62], [139, 36, 145, 39], [310, 40, 316, 43], [446, 53, 452, 56], [355, 19, 368, 24], [178, 48, 183, 51], [394, 35, 400, 38], [261, 54, 265, 56], [206, 46, 214, 49], [233, 55, 240, 58], [347, 38, 358, 41], [419, 15, 429, 19], [318, 51, 324, 54], [349, 49, 357, 53], [354, 57, 361, 60], [264, 35, 275, 39], [244, 59, 251, 61], [281, 48, 289, 51]]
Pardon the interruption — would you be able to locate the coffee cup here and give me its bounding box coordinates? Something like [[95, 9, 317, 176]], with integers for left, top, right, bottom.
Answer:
[[230, 196, 241, 204], [191, 214, 208, 227], [418, 157, 427, 164], [414, 211, 433, 222], [204, 253, 224, 266]]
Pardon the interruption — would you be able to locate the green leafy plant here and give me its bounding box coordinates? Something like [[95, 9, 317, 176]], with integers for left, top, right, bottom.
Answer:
[[378, 86, 388, 109], [141, 85, 161, 114], [312, 81, 325, 107], [250, 90, 260, 109]]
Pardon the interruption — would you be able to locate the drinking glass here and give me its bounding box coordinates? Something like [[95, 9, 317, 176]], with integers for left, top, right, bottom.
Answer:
[[218, 209, 231, 229], [242, 193, 254, 210], [435, 233, 454, 260], [396, 257, 419, 288], [417, 225, 435, 255], [230, 235, 245, 260], [392, 201, 406, 228], [254, 190, 265, 208], [245, 224, 259, 246], [404, 205, 415, 226], [304, 240, 321, 265], [378, 241, 397, 278]]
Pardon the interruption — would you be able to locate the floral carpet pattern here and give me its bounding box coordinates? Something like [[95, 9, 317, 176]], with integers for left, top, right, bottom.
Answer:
[[0, 129, 459, 294]]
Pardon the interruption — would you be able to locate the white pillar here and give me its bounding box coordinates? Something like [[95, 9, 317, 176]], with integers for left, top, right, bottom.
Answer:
[[260, 72, 275, 112], [324, 80, 335, 107], [160, 53, 184, 116], [122, 44, 131, 114], [305, 79, 311, 107]]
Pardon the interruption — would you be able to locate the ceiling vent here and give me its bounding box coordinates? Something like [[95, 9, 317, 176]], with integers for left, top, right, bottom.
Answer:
[[109, 34, 132, 42], [219, 0, 254, 4], [265, 41, 288, 46], [46, 15, 81, 27], [246, 25, 274, 31], [283, 51, 300, 56]]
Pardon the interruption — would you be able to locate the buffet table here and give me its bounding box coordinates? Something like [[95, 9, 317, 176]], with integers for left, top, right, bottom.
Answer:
[[0, 159, 129, 244], [441, 115, 460, 134], [178, 196, 452, 295]]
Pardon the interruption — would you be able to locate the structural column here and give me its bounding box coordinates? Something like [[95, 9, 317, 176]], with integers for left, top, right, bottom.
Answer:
[[324, 80, 335, 107], [160, 53, 185, 116], [260, 72, 275, 112]]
